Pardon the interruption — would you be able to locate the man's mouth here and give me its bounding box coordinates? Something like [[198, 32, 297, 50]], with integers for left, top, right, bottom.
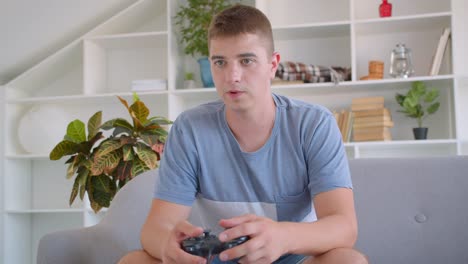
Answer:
[[225, 90, 245, 99]]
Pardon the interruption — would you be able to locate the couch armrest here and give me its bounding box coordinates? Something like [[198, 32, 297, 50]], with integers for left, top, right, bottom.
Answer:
[[37, 227, 88, 264], [37, 223, 138, 264], [37, 170, 157, 264]]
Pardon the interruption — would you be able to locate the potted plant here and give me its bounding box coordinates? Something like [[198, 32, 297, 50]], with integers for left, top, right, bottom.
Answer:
[[174, 0, 236, 88], [49, 94, 172, 213], [395, 81, 440, 140], [184, 72, 196, 89]]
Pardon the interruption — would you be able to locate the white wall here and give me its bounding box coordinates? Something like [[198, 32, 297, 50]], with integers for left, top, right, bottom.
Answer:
[[0, 0, 138, 85]]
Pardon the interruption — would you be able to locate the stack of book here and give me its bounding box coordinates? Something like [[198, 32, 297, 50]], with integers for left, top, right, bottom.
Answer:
[[351, 96, 393, 142]]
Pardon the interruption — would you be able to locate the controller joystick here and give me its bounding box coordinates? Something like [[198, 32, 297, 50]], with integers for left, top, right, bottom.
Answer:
[[181, 230, 249, 260]]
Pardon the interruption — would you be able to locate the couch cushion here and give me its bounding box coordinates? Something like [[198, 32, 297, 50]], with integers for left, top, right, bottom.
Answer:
[[350, 156, 468, 264]]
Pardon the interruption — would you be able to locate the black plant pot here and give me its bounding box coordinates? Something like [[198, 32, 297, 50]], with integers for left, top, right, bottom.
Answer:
[[413, 127, 428, 140]]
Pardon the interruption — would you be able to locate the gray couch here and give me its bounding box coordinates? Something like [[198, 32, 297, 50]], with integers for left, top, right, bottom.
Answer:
[[37, 156, 468, 264]]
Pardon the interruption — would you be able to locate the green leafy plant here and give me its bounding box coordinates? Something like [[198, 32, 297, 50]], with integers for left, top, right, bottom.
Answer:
[[395, 81, 440, 128], [185, 72, 194, 81], [49, 94, 172, 213], [174, 0, 235, 57]]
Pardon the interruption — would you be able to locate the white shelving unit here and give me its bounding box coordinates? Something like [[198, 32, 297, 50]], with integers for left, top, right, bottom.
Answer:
[[0, 83, 5, 263], [1, 0, 467, 263]]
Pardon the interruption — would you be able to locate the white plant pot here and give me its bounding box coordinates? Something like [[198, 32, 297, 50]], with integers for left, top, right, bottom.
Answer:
[[184, 80, 196, 89]]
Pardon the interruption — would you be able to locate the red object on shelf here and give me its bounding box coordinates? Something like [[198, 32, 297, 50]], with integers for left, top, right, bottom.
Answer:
[[379, 0, 392, 17]]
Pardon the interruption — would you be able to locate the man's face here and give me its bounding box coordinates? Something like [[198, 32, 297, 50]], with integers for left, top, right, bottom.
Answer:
[[209, 33, 279, 113]]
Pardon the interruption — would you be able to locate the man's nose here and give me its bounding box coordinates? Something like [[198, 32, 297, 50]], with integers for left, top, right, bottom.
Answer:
[[225, 63, 241, 83]]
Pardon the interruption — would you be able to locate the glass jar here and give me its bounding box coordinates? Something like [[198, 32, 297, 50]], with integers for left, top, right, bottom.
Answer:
[[389, 43, 414, 78]]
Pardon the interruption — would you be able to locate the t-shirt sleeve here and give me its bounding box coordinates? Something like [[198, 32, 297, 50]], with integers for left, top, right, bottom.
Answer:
[[305, 112, 352, 198], [154, 117, 199, 206]]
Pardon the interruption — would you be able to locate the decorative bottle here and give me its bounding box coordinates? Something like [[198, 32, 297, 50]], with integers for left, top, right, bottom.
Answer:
[[379, 0, 392, 17]]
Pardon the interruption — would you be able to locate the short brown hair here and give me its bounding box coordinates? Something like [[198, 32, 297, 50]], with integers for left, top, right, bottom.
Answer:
[[208, 4, 274, 55]]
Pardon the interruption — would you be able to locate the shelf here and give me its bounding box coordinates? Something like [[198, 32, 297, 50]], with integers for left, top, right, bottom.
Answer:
[[270, 75, 454, 96], [354, 12, 452, 26], [175, 75, 453, 96], [274, 27, 351, 70], [172, 88, 216, 95], [6, 90, 168, 104], [273, 22, 351, 40], [15, 77, 451, 103], [6, 41, 84, 99], [353, 0, 451, 20], [354, 14, 451, 35], [85, 31, 168, 49], [5, 94, 169, 156], [84, 33, 168, 95], [4, 159, 85, 211], [354, 15, 452, 79], [6, 209, 84, 214], [5, 154, 50, 159], [88, 0, 167, 36], [4, 213, 84, 264], [352, 139, 458, 158], [168, 90, 220, 119], [345, 139, 458, 148], [257, 0, 350, 26]]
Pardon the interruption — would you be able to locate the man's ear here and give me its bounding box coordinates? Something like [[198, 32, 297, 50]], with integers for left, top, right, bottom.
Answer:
[[270, 52, 281, 79]]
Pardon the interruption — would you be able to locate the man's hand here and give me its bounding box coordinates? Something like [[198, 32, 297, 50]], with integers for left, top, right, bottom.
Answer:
[[161, 221, 207, 264], [217, 214, 287, 264]]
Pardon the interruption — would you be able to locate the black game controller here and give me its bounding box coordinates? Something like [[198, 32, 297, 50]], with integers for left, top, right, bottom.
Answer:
[[182, 230, 249, 261]]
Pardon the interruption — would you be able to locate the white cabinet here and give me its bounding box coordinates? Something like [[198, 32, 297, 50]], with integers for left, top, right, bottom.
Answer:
[[1, 0, 467, 263]]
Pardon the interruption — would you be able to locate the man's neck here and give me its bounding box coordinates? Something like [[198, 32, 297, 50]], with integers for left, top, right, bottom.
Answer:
[[226, 96, 276, 152]]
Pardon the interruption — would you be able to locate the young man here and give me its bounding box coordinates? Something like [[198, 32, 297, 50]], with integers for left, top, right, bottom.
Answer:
[[119, 4, 367, 264]]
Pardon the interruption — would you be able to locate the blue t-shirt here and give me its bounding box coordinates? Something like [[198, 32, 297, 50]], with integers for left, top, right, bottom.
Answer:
[[154, 94, 352, 232]]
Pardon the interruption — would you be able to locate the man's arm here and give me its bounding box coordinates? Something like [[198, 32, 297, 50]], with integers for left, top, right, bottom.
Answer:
[[282, 187, 357, 255], [140, 199, 198, 260], [217, 187, 357, 262]]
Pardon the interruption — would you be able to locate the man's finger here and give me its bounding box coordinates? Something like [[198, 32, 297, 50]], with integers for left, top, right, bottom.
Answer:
[[174, 221, 204, 241], [219, 214, 257, 228]]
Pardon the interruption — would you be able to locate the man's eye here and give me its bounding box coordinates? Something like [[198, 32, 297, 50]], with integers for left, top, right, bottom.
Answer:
[[214, 60, 225, 67], [241, 58, 253, 65]]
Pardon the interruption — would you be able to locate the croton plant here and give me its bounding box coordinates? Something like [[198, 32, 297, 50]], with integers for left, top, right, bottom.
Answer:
[[49, 94, 172, 213]]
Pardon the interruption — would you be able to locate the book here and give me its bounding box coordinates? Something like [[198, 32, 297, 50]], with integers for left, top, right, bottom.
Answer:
[[353, 120, 394, 128], [429, 27, 451, 76], [353, 127, 392, 141], [333, 110, 343, 134], [353, 115, 392, 125], [353, 127, 391, 135], [333, 110, 354, 142], [332, 110, 340, 124], [339, 110, 346, 136], [343, 111, 354, 142], [351, 96, 385, 111], [351, 96, 385, 105], [353, 130, 392, 141], [351, 103, 385, 111], [353, 108, 391, 118]]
